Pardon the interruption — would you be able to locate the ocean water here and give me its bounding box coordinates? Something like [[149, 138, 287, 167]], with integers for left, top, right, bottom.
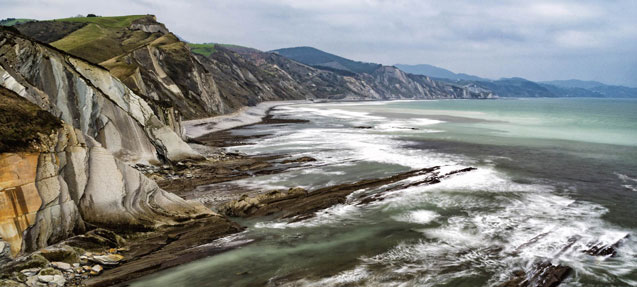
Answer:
[[131, 98, 637, 287]]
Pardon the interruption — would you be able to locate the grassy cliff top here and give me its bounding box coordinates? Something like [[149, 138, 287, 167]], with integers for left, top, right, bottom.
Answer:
[[0, 18, 35, 26], [188, 43, 255, 57], [188, 43, 217, 57], [44, 15, 161, 63], [54, 15, 149, 28]]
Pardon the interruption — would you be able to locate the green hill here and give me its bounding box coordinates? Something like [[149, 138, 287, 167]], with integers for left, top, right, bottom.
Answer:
[[54, 15, 146, 28], [188, 43, 217, 57], [0, 18, 35, 26], [188, 43, 256, 57], [15, 15, 162, 63], [271, 46, 381, 74]]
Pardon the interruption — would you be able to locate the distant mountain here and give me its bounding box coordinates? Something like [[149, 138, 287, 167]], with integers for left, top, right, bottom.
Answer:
[[478, 77, 555, 98], [539, 84, 603, 98], [395, 64, 487, 82], [188, 43, 260, 57], [271, 46, 381, 75], [588, 85, 637, 98], [541, 79, 607, 89], [540, 80, 637, 98], [397, 64, 637, 98]]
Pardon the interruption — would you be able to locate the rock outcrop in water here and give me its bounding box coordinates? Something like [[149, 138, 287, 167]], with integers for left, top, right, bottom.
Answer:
[[219, 166, 476, 222], [500, 233, 630, 286], [0, 64, 210, 261]]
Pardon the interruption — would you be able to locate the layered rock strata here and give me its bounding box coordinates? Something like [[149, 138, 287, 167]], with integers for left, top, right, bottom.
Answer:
[[0, 27, 201, 165], [0, 87, 211, 260]]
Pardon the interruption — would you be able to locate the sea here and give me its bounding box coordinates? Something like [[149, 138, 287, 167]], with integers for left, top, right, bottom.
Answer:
[[132, 98, 637, 286]]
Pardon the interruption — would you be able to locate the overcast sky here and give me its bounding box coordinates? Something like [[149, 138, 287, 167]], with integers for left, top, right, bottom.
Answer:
[[2, 0, 636, 86]]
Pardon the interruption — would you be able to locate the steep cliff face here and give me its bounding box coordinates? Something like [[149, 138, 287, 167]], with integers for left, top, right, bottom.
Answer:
[[16, 16, 312, 120], [229, 47, 491, 100], [16, 15, 491, 125], [197, 46, 313, 107], [227, 47, 380, 99], [0, 27, 201, 164], [16, 16, 231, 121], [0, 87, 211, 259], [102, 33, 228, 120], [361, 66, 489, 99]]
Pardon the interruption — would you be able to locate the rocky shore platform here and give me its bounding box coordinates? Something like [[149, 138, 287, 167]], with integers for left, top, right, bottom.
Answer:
[[0, 104, 318, 286], [2, 104, 626, 287]]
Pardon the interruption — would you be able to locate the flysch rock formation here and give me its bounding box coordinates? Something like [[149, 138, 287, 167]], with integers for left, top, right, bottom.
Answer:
[[15, 15, 493, 127], [101, 32, 229, 120], [223, 46, 493, 101], [0, 14, 491, 282], [0, 86, 212, 262], [15, 15, 233, 121], [0, 26, 201, 165]]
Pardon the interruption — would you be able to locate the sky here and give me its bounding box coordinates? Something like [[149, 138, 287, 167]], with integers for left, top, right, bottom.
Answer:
[[2, 0, 636, 87]]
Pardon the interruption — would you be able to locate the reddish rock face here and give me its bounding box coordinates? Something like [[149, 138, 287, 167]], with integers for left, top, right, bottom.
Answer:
[[0, 153, 42, 256], [0, 84, 209, 259]]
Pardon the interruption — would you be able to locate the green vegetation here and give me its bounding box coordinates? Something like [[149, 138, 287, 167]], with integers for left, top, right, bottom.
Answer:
[[188, 43, 217, 57], [0, 87, 61, 152], [51, 23, 108, 51], [0, 18, 35, 26], [54, 15, 147, 28], [49, 15, 160, 63], [272, 47, 381, 74], [188, 43, 251, 57]]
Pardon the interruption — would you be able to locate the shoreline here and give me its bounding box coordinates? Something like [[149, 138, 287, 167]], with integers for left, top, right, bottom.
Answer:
[[182, 100, 310, 139], [2, 99, 624, 287], [83, 102, 320, 286]]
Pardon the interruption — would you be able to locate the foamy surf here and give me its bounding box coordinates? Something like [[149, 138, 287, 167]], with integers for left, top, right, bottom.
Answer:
[[130, 100, 637, 287], [251, 104, 636, 286]]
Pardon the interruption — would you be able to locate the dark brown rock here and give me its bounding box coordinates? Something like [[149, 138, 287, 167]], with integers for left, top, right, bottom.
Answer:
[[83, 216, 244, 287], [584, 234, 629, 257], [500, 234, 629, 286], [37, 245, 80, 264], [64, 229, 126, 251], [0, 254, 49, 277], [219, 166, 476, 221], [499, 262, 571, 287]]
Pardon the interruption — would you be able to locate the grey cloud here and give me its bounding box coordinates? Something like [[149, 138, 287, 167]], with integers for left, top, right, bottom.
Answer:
[[1, 0, 635, 86]]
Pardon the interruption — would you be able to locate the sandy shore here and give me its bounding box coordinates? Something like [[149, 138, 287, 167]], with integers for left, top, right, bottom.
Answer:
[[183, 100, 309, 139]]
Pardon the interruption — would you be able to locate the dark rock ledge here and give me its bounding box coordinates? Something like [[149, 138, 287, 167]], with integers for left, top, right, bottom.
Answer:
[[498, 234, 630, 287]]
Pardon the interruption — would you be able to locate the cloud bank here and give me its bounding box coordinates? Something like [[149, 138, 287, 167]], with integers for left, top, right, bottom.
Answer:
[[1, 0, 635, 86]]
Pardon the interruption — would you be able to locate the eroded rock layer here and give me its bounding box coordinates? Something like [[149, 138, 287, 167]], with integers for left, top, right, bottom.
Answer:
[[0, 27, 201, 165], [0, 87, 211, 259]]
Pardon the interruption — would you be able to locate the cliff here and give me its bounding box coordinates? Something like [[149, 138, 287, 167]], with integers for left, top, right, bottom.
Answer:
[[229, 46, 492, 100], [15, 16, 492, 126], [0, 86, 211, 261], [15, 15, 243, 120], [0, 14, 491, 267], [0, 26, 201, 165]]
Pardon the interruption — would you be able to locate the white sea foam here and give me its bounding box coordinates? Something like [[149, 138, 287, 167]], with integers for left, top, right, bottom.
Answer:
[[306, 188, 636, 286], [280, 266, 371, 287], [255, 203, 362, 229], [615, 172, 637, 183], [235, 104, 636, 286], [615, 172, 637, 192], [279, 106, 385, 121], [392, 210, 439, 225]]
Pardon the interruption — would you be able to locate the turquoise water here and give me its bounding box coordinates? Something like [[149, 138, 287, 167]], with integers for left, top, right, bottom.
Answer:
[[132, 98, 637, 286]]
